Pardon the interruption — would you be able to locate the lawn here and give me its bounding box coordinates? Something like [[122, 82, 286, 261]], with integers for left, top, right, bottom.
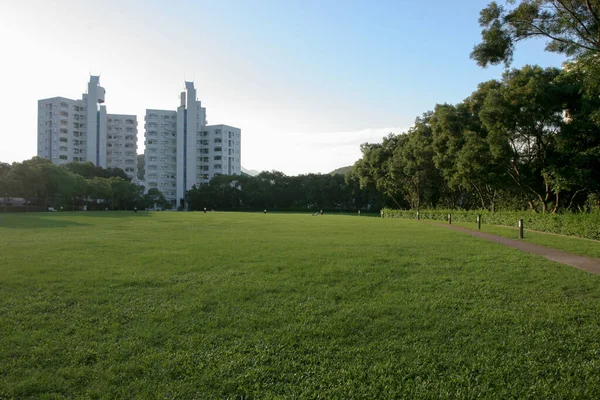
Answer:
[[1, 212, 600, 398]]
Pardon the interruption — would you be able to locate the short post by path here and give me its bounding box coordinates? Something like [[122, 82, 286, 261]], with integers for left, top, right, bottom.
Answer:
[[416, 211, 420, 220], [448, 213, 452, 225], [518, 219, 524, 239], [477, 214, 481, 230], [358, 210, 361, 217]]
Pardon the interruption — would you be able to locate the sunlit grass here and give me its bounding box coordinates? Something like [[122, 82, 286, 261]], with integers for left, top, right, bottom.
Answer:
[[1, 212, 600, 398]]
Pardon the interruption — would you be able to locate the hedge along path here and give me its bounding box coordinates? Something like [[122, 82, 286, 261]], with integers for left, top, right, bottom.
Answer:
[[436, 223, 600, 275]]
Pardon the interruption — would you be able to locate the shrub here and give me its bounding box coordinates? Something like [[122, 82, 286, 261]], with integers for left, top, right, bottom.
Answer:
[[382, 209, 600, 240]]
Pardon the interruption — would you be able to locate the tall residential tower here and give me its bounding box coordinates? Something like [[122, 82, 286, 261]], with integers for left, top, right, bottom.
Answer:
[[144, 82, 241, 207], [37, 77, 138, 181]]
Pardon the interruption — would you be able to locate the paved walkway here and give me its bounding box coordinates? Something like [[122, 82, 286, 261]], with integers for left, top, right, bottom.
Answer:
[[439, 224, 600, 275]]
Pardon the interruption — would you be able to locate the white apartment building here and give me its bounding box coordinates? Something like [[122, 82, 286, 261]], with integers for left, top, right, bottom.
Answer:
[[144, 109, 178, 199], [144, 82, 241, 207], [107, 114, 138, 178], [38, 96, 89, 164], [37, 76, 138, 181]]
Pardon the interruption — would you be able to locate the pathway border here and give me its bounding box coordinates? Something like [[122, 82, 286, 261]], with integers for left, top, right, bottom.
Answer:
[[436, 223, 600, 275]]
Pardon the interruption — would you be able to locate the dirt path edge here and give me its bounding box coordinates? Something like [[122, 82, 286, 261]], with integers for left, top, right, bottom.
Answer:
[[437, 223, 600, 275]]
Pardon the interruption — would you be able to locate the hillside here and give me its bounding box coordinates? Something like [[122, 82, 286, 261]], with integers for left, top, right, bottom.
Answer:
[[329, 165, 352, 175]]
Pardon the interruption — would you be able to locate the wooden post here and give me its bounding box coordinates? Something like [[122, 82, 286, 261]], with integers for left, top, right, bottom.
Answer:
[[477, 214, 481, 230], [358, 210, 361, 217], [416, 211, 420, 220], [448, 213, 451, 225], [518, 219, 524, 239]]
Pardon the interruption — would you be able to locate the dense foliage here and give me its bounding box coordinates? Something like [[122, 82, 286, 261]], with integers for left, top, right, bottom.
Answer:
[[471, 0, 600, 68], [352, 64, 600, 213], [1, 158, 387, 213], [185, 170, 385, 212], [0, 157, 161, 211], [383, 208, 600, 240]]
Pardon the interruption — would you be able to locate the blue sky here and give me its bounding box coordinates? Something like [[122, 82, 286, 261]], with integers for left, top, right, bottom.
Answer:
[[0, 0, 566, 175]]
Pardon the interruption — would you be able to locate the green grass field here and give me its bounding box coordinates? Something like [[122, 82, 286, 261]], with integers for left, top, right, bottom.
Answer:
[[2, 212, 600, 398]]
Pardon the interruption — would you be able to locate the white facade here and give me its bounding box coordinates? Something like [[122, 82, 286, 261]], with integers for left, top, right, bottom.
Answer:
[[37, 76, 138, 181], [107, 114, 138, 179], [144, 82, 241, 206], [37, 97, 88, 164], [144, 109, 178, 199], [84, 76, 107, 167], [202, 124, 242, 179]]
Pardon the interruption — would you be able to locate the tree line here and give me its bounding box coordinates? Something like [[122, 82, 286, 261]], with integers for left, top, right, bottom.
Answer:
[[351, 64, 600, 213], [0, 157, 168, 212], [351, 0, 600, 213], [0, 158, 384, 213], [186, 171, 383, 212]]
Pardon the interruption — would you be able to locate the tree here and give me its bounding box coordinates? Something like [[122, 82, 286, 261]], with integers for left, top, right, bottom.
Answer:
[[479, 65, 569, 212], [137, 154, 145, 181], [64, 161, 129, 181], [0, 175, 18, 212], [144, 188, 170, 210], [393, 114, 445, 210], [86, 177, 113, 208], [7, 158, 50, 210], [471, 0, 600, 67], [0, 162, 10, 177], [353, 134, 408, 208], [430, 83, 508, 211]]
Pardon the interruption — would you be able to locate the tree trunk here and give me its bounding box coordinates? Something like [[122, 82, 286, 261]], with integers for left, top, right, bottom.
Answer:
[[552, 192, 559, 214]]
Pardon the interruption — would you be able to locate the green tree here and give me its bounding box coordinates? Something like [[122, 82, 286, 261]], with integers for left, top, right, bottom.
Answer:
[[393, 114, 445, 210], [137, 154, 145, 181], [471, 0, 600, 67], [353, 134, 407, 208], [86, 177, 113, 209], [479, 65, 569, 212], [64, 161, 129, 181], [430, 82, 508, 211], [144, 188, 171, 210]]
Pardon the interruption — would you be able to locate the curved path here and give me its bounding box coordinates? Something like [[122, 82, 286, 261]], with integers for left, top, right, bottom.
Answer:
[[439, 224, 600, 275]]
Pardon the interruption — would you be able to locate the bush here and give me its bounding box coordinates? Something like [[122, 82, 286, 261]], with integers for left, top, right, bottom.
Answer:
[[382, 209, 600, 240]]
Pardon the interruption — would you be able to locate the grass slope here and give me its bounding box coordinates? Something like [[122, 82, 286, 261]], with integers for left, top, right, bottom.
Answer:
[[1, 212, 600, 398]]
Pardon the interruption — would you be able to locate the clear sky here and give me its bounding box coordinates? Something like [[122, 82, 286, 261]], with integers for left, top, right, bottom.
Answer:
[[0, 0, 565, 176]]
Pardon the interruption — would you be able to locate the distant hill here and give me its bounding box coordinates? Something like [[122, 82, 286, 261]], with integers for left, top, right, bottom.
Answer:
[[329, 166, 352, 175], [241, 167, 259, 176]]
